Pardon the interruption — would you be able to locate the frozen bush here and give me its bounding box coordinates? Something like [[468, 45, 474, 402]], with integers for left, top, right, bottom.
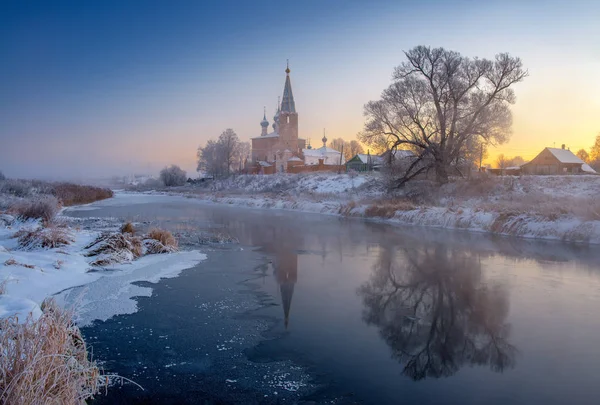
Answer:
[[15, 227, 74, 250], [120, 222, 135, 234], [159, 165, 187, 187], [0, 179, 32, 197], [10, 195, 60, 224], [0, 299, 102, 404], [84, 232, 143, 266], [146, 228, 178, 250]]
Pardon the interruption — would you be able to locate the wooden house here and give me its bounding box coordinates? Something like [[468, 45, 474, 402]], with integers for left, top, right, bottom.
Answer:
[[521, 146, 597, 175]]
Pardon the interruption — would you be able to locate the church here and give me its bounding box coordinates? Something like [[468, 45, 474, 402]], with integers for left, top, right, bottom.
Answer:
[[250, 64, 344, 174]]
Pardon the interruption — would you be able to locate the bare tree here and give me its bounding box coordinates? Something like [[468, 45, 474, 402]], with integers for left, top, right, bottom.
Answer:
[[235, 141, 251, 172], [589, 133, 600, 163], [576, 149, 589, 163], [197, 140, 226, 178], [507, 155, 525, 167], [360, 46, 527, 186], [346, 140, 365, 161], [329, 138, 345, 152], [218, 128, 240, 176], [160, 165, 187, 187], [496, 154, 508, 175], [197, 129, 243, 178]]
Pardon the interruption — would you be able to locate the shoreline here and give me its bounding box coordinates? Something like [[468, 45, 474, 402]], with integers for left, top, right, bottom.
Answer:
[[0, 209, 207, 322], [119, 189, 600, 245]]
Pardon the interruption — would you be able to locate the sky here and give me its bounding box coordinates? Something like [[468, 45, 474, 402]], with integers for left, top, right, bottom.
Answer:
[[1, 0, 599, 180]]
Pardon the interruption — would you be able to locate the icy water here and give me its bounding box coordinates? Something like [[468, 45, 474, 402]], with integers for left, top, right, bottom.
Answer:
[[66, 195, 600, 404]]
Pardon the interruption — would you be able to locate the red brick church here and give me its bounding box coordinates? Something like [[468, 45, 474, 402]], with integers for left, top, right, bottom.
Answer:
[[250, 64, 345, 174]]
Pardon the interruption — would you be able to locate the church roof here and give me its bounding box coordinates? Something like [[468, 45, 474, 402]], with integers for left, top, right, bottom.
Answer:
[[287, 156, 303, 162], [303, 146, 342, 156], [251, 131, 279, 140], [280, 67, 296, 113]]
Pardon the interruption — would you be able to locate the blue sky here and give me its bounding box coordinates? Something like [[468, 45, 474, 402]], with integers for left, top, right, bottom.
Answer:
[[1, 0, 599, 179]]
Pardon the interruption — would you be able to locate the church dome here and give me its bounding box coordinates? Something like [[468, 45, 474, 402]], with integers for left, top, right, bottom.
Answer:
[[260, 108, 269, 128]]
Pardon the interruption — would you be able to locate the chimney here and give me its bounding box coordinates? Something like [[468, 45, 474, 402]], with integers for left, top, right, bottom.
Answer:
[[561, 144, 565, 150]]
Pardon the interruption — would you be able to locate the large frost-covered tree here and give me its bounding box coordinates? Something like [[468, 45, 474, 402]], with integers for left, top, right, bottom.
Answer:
[[159, 165, 187, 186], [360, 46, 527, 185], [197, 129, 249, 177]]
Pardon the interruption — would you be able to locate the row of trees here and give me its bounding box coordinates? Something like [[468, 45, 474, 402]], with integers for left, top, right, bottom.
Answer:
[[329, 138, 365, 162], [197, 129, 251, 178], [495, 154, 525, 171], [576, 134, 600, 171]]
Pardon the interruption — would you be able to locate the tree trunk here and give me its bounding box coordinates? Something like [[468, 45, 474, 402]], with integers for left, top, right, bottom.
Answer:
[[435, 160, 449, 184]]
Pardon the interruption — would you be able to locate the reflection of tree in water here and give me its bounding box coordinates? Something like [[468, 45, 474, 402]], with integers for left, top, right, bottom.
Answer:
[[359, 244, 516, 380]]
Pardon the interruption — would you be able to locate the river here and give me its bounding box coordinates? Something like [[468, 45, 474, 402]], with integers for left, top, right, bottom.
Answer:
[[64, 194, 600, 404]]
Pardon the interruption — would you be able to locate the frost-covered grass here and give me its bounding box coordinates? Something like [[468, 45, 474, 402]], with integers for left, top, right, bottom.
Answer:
[[0, 299, 102, 405], [0, 212, 205, 321]]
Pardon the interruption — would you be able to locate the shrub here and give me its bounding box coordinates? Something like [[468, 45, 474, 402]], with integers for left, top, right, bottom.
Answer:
[[16, 227, 74, 250], [0, 179, 32, 198], [52, 183, 113, 206], [147, 228, 178, 250], [0, 170, 5, 181], [9, 196, 60, 224], [364, 199, 416, 218], [0, 299, 101, 404], [120, 222, 135, 234], [159, 165, 187, 187], [84, 233, 143, 266], [338, 201, 357, 216]]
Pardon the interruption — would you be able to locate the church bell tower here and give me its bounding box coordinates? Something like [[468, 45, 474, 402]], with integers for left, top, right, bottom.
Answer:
[[278, 61, 299, 151]]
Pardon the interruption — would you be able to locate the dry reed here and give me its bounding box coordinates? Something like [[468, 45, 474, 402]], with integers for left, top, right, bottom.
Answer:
[[147, 228, 178, 250], [0, 299, 100, 404]]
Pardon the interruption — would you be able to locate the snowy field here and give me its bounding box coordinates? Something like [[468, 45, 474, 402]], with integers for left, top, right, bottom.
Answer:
[[0, 215, 205, 321], [144, 172, 600, 244]]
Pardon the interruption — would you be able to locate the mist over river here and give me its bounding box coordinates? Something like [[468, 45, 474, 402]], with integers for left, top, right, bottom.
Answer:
[[64, 194, 600, 404]]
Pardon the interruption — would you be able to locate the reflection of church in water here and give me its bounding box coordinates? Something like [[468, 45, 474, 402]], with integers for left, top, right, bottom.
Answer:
[[272, 249, 298, 329]]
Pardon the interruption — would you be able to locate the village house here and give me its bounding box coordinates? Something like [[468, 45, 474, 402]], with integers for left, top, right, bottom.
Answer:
[[521, 145, 597, 175]]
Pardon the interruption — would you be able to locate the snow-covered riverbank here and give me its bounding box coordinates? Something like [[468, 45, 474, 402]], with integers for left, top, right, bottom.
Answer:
[[0, 214, 206, 322], [129, 172, 600, 244]]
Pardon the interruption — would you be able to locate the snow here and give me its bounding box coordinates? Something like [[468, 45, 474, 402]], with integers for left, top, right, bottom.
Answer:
[[252, 131, 279, 139], [546, 147, 585, 164], [0, 216, 206, 322], [582, 163, 597, 174]]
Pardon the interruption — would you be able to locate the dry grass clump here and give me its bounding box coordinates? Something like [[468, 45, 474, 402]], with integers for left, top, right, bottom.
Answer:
[[84, 233, 143, 266], [9, 195, 60, 224], [147, 228, 178, 250], [364, 199, 416, 218], [338, 201, 357, 216], [4, 258, 36, 269], [15, 227, 74, 250], [84, 228, 179, 266], [0, 279, 8, 294], [0, 299, 101, 404], [52, 183, 113, 207], [120, 222, 135, 234]]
